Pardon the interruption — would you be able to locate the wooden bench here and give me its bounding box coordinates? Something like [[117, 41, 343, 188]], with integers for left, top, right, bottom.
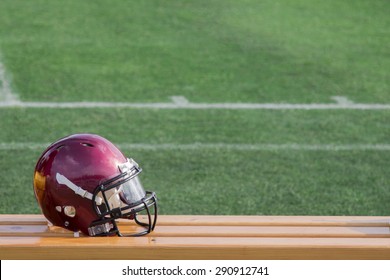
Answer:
[[0, 214, 389, 260]]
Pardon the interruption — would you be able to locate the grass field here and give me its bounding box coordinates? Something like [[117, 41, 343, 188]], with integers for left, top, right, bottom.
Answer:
[[0, 0, 389, 216]]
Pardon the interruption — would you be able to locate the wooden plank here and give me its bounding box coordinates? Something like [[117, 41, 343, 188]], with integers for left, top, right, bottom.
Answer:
[[0, 215, 47, 225], [0, 236, 390, 260], [1, 215, 389, 260], [1, 225, 389, 238], [146, 215, 390, 227], [1, 214, 389, 227]]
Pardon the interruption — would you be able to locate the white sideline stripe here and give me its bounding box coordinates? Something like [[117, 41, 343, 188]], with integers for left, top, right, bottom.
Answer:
[[1, 101, 390, 110], [1, 95, 390, 110], [118, 143, 390, 151], [1, 142, 389, 151], [0, 60, 20, 103]]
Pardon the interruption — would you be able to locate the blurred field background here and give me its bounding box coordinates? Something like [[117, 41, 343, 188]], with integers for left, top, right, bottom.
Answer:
[[0, 0, 389, 216]]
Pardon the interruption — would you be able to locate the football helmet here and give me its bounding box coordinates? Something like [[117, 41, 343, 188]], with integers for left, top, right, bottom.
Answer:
[[33, 134, 157, 236]]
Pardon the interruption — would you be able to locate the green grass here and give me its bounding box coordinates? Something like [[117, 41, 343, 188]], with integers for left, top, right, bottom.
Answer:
[[1, 109, 389, 144], [0, 109, 389, 215], [0, 0, 389, 103], [1, 144, 389, 216], [0, 0, 389, 216]]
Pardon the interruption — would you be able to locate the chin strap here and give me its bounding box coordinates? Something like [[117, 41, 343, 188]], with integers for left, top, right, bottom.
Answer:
[[56, 173, 103, 205], [88, 222, 114, 236]]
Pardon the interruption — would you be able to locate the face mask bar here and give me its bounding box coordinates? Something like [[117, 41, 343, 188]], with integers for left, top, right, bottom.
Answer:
[[119, 193, 158, 237], [90, 160, 158, 237], [89, 191, 157, 237]]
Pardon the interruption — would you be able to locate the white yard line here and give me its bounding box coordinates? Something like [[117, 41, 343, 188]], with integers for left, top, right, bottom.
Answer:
[[1, 101, 390, 110], [1, 142, 389, 151], [0, 96, 389, 110]]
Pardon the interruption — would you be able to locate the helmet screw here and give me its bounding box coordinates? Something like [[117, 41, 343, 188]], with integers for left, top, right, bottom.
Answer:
[[64, 221, 69, 227]]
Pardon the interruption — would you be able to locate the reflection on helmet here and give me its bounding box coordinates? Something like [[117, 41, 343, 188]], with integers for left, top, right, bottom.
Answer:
[[33, 134, 158, 237]]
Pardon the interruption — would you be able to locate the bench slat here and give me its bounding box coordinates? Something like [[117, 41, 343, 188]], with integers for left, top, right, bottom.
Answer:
[[1, 225, 389, 238], [1, 236, 390, 260], [1, 215, 389, 260], [1, 214, 389, 227]]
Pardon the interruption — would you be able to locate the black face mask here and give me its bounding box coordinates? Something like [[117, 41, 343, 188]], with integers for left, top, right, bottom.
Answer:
[[90, 159, 158, 237]]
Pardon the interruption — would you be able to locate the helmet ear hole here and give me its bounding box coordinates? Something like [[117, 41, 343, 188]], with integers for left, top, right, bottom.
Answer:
[[64, 206, 76, 218]]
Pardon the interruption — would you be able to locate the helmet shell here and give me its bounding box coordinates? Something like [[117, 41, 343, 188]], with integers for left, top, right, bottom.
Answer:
[[33, 134, 127, 235]]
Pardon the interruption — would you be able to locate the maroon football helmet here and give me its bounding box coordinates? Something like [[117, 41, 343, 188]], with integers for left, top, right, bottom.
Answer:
[[33, 134, 157, 236]]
